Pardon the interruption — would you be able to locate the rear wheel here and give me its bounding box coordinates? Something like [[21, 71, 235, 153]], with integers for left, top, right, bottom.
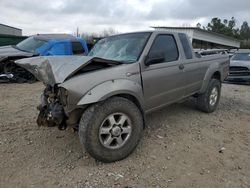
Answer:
[[197, 79, 221, 113], [79, 97, 143, 163]]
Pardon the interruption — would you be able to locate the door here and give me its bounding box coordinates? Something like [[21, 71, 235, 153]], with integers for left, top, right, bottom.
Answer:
[[141, 34, 187, 111], [178, 33, 208, 95]]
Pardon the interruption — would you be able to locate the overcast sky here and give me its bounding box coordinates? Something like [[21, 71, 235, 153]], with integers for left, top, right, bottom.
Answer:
[[1, 0, 250, 36]]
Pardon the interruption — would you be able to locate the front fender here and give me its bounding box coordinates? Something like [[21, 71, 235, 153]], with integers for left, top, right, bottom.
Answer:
[[77, 79, 144, 107]]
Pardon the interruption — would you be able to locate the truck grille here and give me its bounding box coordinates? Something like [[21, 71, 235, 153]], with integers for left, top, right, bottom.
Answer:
[[229, 66, 250, 76]]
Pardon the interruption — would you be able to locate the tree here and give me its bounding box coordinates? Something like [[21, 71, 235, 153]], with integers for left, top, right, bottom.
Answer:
[[240, 21, 250, 40], [198, 17, 250, 48], [206, 17, 226, 33], [204, 17, 240, 38], [196, 23, 201, 28]]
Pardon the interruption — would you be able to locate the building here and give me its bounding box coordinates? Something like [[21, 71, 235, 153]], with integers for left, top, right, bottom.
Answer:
[[0, 23, 22, 36], [152, 26, 240, 49]]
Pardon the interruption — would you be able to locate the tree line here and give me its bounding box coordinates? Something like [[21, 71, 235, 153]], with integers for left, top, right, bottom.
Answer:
[[197, 17, 250, 48]]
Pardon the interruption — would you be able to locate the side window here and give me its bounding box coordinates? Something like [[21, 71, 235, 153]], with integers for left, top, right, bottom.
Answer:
[[72, 42, 85, 54], [178, 33, 193, 59], [149, 35, 179, 63]]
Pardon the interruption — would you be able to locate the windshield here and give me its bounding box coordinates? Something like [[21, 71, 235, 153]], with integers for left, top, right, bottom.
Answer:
[[88, 32, 151, 63], [16, 37, 47, 53], [232, 53, 250, 61]]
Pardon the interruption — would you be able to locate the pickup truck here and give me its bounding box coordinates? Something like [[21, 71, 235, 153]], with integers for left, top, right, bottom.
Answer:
[[16, 31, 230, 162], [0, 34, 88, 82]]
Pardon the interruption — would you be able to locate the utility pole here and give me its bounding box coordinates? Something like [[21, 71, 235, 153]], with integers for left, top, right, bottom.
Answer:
[[76, 27, 79, 37]]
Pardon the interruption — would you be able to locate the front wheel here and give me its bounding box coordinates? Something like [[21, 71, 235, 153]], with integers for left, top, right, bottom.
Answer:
[[79, 97, 143, 163], [197, 79, 221, 113]]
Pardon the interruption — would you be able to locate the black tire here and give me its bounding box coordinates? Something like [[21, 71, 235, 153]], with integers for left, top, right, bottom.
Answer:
[[197, 79, 221, 113], [79, 97, 143, 163]]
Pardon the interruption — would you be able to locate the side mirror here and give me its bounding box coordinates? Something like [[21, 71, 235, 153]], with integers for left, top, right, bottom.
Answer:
[[145, 51, 165, 65]]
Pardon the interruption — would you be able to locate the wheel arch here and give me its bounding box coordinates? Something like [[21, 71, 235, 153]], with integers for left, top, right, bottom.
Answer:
[[112, 93, 146, 128], [211, 71, 221, 81], [76, 79, 146, 127], [199, 68, 222, 94]]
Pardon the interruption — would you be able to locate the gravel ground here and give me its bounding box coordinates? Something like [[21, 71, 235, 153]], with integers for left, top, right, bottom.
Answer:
[[0, 82, 249, 188]]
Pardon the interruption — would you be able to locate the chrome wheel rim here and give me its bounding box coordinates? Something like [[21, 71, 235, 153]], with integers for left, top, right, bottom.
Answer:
[[209, 87, 218, 106], [99, 113, 132, 149]]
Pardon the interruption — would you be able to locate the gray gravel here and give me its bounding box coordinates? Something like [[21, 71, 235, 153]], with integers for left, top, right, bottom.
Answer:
[[0, 82, 249, 188]]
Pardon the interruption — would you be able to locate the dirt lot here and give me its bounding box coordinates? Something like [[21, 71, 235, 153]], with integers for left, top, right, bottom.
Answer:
[[0, 82, 249, 188]]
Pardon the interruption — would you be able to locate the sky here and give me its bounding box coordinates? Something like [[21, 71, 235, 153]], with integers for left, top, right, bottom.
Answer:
[[0, 0, 250, 36]]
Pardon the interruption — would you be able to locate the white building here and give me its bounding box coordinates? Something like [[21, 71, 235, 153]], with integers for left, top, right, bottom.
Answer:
[[0, 23, 22, 36], [153, 26, 240, 49]]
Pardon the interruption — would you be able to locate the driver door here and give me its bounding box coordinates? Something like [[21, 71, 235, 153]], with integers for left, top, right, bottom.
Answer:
[[141, 34, 187, 111]]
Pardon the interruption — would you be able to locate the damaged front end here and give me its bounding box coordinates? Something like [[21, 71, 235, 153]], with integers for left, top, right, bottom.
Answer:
[[37, 85, 67, 130], [15, 56, 122, 130]]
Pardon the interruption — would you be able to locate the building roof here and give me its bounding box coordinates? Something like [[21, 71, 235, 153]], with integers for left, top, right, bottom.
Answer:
[[152, 26, 240, 42], [0, 23, 22, 31], [152, 26, 240, 48], [33, 34, 78, 42]]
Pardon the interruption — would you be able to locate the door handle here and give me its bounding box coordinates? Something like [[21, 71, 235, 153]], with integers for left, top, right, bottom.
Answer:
[[179, 64, 185, 70]]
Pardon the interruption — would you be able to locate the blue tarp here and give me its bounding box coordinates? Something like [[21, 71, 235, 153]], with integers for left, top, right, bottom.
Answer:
[[35, 37, 88, 56]]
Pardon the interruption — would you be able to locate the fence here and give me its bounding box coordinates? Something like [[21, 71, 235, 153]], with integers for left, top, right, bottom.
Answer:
[[0, 34, 27, 46]]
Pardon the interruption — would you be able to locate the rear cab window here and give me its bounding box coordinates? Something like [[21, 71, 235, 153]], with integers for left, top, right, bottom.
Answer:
[[148, 34, 179, 63], [178, 33, 193, 59], [72, 42, 85, 55]]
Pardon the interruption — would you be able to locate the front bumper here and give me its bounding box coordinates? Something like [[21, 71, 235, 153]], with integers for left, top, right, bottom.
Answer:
[[225, 75, 250, 82]]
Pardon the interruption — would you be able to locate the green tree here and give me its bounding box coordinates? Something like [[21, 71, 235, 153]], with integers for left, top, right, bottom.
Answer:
[[205, 17, 240, 38], [240, 21, 250, 40], [206, 17, 226, 33]]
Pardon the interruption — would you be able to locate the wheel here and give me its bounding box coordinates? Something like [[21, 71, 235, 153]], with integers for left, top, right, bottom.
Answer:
[[197, 79, 221, 113], [79, 97, 143, 163]]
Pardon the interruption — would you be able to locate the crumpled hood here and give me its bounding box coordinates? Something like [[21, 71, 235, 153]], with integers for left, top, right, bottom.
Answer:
[[230, 60, 250, 68], [15, 56, 121, 86], [15, 56, 93, 85], [0, 45, 33, 58]]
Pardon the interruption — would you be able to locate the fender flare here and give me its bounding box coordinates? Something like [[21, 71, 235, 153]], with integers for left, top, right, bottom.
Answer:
[[77, 79, 144, 107], [199, 62, 222, 94]]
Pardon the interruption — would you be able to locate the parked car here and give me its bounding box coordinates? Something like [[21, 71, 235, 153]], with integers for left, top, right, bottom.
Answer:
[[16, 31, 229, 162], [226, 49, 250, 83], [0, 34, 88, 82]]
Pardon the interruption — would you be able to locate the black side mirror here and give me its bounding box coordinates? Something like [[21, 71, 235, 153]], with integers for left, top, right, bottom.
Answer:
[[145, 51, 165, 65]]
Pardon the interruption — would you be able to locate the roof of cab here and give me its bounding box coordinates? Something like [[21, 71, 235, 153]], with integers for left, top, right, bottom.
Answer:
[[33, 34, 79, 42]]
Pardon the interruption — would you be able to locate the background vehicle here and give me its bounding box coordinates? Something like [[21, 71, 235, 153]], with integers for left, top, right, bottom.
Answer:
[[0, 34, 88, 82], [17, 31, 230, 162], [226, 49, 250, 83]]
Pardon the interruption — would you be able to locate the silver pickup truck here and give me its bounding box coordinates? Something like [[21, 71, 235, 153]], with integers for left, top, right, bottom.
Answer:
[[16, 31, 229, 162]]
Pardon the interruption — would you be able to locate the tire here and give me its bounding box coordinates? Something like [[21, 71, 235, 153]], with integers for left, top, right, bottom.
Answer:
[[79, 97, 143, 163], [197, 79, 221, 113]]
